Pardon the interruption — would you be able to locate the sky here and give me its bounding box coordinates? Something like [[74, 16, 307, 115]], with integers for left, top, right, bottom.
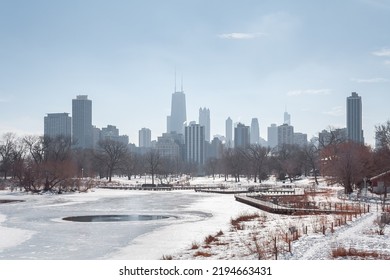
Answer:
[[1, 0, 390, 146]]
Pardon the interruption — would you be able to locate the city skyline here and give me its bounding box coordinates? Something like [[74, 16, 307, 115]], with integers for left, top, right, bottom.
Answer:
[[1, 1, 390, 146]]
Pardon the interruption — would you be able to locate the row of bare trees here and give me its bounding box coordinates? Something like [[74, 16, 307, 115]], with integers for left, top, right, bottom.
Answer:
[[2, 121, 390, 194]]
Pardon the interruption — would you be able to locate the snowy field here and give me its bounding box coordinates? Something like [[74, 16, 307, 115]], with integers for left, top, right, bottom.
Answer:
[[1, 176, 389, 260]]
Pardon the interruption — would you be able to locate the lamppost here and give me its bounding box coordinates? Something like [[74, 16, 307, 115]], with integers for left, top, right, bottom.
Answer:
[[81, 168, 84, 179]]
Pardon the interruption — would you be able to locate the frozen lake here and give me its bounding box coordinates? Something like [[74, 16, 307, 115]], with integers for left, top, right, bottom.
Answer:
[[0, 188, 254, 260]]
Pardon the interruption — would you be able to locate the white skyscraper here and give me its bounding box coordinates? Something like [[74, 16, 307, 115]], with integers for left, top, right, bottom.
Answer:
[[185, 123, 205, 165], [284, 111, 291, 125], [250, 118, 260, 145], [139, 128, 152, 148], [225, 117, 233, 147], [199, 107, 210, 142]]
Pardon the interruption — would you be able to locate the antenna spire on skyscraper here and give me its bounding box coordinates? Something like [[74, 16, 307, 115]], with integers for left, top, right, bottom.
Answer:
[[181, 75, 184, 92]]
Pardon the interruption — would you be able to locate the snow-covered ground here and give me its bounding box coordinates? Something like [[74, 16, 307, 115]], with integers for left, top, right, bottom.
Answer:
[[0, 176, 389, 260]]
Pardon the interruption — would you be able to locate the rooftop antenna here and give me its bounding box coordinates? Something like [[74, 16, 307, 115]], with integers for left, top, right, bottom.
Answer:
[[181, 74, 184, 92]]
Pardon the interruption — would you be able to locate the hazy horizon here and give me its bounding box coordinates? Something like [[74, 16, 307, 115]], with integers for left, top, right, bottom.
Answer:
[[1, 0, 390, 146]]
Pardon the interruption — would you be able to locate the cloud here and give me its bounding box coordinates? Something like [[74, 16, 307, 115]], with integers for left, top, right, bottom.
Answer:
[[323, 106, 344, 117], [351, 77, 389, 83], [287, 89, 331, 97], [218, 32, 267, 40], [372, 48, 390, 57]]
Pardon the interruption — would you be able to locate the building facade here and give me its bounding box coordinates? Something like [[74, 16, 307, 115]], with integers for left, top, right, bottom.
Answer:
[[139, 128, 152, 148], [225, 117, 233, 148], [267, 123, 278, 149], [347, 92, 364, 144], [250, 118, 260, 145], [72, 95, 93, 149], [168, 90, 187, 135], [199, 107, 210, 142], [44, 113, 72, 139], [278, 123, 294, 146], [234, 123, 250, 149], [185, 123, 205, 165]]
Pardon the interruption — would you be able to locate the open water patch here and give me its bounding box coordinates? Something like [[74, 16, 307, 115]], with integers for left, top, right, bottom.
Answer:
[[0, 199, 25, 204], [62, 214, 171, 223]]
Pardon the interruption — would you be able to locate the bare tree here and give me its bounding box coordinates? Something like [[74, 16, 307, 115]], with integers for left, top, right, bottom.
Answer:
[[144, 149, 161, 185], [245, 145, 270, 183], [375, 120, 390, 150], [320, 142, 373, 194], [303, 140, 320, 185], [0, 133, 18, 179], [205, 157, 219, 179], [96, 139, 128, 182]]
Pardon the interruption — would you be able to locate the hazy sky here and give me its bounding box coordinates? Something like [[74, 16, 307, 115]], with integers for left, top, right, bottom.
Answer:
[[1, 0, 390, 146]]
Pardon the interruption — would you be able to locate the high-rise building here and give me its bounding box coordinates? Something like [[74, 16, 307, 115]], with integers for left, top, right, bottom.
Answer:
[[225, 117, 233, 148], [293, 132, 308, 147], [199, 107, 210, 142], [250, 118, 260, 145], [347, 92, 364, 144], [284, 111, 291, 125], [234, 123, 250, 149], [72, 95, 92, 149], [156, 132, 181, 160], [185, 123, 205, 165], [139, 128, 152, 148], [278, 123, 294, 146], [267, 124, 278, 149], [101, 125, 128, 145], [44, 113, 72, 139], [169, 88, 186, 135]]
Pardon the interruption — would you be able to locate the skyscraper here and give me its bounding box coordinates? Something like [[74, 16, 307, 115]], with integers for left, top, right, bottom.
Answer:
[[278, 123, 294, 146], [225, 117, 233, 147], [267, 124, 278, 149], [347, 92, 364, 144], [72, 95, 92, 149], [44, 113, 72, 138], [139, 128, 152, 148], [284, 111, 291, 125], [185, 123, 205, 166], [199, 107, 210, 142], [169, 86, 186, 135], [234, 123, 250, 149], [250, 118, 260, 145]]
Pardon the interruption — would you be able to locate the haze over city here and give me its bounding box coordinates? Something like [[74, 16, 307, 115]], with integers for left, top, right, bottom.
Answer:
[[1, 0, 390, 146]]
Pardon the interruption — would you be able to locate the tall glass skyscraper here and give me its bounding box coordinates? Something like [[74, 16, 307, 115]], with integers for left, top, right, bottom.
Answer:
[[169, 90, 186, 135], [346, 92, 364, 144], [72, 95, 92, 149]]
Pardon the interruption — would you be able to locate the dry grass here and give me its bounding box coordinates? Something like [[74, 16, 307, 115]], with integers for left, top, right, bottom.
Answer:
[[332, 247, 390, 260], [191, 242, 200, 250], [204, 234, 219, 244], [231, 213, 260, 231], [193, 251, 213, 258]]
